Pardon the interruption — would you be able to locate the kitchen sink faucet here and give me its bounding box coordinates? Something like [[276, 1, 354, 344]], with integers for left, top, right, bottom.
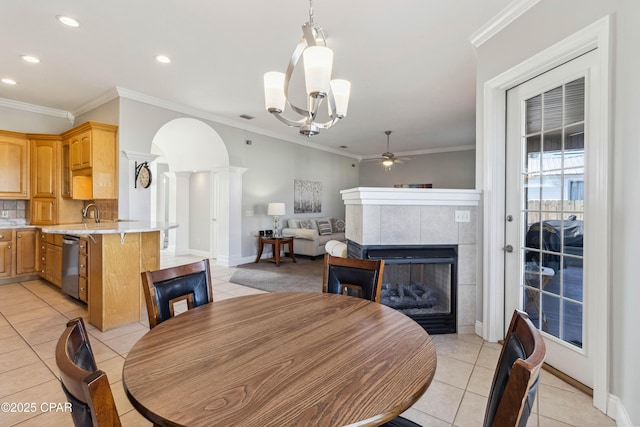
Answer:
[[82, 204, 101, 223]]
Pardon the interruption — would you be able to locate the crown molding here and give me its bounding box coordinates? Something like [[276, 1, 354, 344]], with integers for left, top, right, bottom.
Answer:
[[73, 87, 120, 117], [122, 150, 160, 162], [114, 87, 359, 159], [0, 97, 74, 122], [469, 0, 540, 48]]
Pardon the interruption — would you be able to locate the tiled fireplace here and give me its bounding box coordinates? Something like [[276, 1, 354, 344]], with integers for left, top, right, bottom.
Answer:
[[349, 242, 458, 333], [341, 187, 481, 334]]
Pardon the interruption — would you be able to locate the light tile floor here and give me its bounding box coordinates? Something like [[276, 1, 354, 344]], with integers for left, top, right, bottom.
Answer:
[[0, 253, 616, 426]]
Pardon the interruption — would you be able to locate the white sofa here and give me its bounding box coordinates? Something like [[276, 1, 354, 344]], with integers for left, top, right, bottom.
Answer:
[[281, 217, 346, 259]]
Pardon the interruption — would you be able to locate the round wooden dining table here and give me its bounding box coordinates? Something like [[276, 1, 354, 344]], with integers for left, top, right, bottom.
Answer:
[[123, 292, 436, 427]]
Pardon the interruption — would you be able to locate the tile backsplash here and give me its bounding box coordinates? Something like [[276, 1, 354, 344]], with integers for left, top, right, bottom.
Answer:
[[0, 200, 26, 220], [83, 199, 118, 221]]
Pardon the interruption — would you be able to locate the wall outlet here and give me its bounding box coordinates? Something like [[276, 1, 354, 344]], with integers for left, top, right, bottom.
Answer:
[[89, 210, 95, 218], [455, 210, 470, 223], [245, 210, 254, 217], [1, 210, 8, 218]]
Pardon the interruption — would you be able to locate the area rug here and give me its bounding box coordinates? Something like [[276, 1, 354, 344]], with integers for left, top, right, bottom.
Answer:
[[230, 257, 323, 293]]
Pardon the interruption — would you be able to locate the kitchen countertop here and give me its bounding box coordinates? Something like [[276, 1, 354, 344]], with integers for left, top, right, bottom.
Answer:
[[39, 221, 178, 235], [0, 220, 37, 230]]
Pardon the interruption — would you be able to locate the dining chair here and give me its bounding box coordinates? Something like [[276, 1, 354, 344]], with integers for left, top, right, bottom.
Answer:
[[483, 309, 545, 427], [322, 254, 385, 302], [141, 258, 213, 329], [55, 317, 122, 427], [382, 309, 546, 427]]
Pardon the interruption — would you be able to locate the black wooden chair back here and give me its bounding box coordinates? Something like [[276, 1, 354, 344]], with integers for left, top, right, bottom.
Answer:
[[322, 254, 385, 302], [141, 259, 213, 329], [55, 317, 121, 427]]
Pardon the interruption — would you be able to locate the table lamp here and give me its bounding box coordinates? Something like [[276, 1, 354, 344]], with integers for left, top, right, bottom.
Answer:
[[267, 202, 286, 237]]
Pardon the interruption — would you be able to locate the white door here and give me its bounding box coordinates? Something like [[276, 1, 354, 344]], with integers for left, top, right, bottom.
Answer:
[[505, 51, 600, 387]]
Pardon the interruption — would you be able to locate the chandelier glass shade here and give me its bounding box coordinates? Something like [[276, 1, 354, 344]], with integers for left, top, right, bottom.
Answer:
[[263, 0, 350, 137]]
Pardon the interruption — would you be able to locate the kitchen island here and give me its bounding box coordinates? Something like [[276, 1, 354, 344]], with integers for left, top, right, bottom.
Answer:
[[41, 221, 177, 331]]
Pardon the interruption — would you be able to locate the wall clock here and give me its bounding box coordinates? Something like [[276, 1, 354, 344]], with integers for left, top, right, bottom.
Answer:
[[135, 161, 152, 189]]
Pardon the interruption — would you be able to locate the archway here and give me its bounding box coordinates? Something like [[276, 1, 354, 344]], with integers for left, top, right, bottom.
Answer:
[[150, 118, 241, 265]]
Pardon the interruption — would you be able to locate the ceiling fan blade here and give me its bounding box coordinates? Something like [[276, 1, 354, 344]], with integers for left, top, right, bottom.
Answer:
[[361, 158, 383, 162]]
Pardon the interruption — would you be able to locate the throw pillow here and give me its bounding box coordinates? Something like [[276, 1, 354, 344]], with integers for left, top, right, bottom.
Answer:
[[299, 220, 313, 229], [287, 219, 300, 228], [331, 218, 346, 233], [317, 220, 333, 235]]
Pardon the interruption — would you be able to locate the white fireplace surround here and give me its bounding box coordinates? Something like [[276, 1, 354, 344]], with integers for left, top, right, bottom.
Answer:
[[341, 187, 481, 334]]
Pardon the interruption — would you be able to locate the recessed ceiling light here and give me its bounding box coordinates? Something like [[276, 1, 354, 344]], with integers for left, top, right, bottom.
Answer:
[[21, 55, 40, 63], [1, 78, 17, 85], [156, 55, 171, 64], [57, 15, 80, 27]]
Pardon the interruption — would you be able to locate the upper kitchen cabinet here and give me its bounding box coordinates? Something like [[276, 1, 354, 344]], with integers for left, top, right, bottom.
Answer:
[[0, 131, 29, 199], [61, 141, 71, 198], [61, 122, 118, 200], [29, 135, 83, 225], [30, 136, 59, 198], [69, 129, 92, 170]]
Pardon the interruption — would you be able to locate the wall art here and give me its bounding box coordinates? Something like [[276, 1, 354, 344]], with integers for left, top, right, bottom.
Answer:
[[294, 179, 322, 213]]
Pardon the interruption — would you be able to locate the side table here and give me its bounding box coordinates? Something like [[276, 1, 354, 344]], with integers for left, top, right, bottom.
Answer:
[[255, 236, 297, 267]]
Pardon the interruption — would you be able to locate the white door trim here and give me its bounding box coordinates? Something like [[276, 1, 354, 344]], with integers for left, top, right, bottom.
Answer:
[[481, 15, 610, 411]]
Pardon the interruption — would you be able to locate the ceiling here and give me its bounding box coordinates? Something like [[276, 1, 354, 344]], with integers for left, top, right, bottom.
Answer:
[[0, 0, 513, 159]]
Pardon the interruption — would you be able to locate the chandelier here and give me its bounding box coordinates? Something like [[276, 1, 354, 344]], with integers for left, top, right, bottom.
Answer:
[[263, 0, 351, 137]]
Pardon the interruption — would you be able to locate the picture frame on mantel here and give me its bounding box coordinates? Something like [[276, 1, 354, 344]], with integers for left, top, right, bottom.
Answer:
[[393, 183, 433, 188]]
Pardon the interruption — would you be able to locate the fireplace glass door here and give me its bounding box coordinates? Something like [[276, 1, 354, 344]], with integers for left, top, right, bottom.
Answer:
[[360, 244, 457, 334], [381, 263, 451, 316]]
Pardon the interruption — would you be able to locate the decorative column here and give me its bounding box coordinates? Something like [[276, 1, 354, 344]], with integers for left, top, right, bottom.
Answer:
[[213, 166, 247, 266], [165, 171, 191, 255]]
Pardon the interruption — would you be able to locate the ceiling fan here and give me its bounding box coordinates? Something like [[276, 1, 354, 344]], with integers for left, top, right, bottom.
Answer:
[[364, 131, 413, 170]]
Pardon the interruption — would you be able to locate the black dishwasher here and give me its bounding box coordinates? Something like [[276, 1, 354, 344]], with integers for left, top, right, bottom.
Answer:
[[61, 235, 80, 299]]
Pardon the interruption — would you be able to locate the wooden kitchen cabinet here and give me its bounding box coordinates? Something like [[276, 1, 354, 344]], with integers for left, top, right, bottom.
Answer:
[[61, 141, 71, 198], [38, 232, 46, 276], [89, 231, 160, 331], [0, 131, 29, 199], [79, 237, 89, 302], [29, 136, 83, 225], [30, 137, 57, 197], [16, 229, 37, 275], [62, 122, 118, 200], [0, 231, 12, 278], [0, 229, 39, 283], [31, 198, 56, 224], [69, 129, 92, 170], [40, 232, 63, 288]]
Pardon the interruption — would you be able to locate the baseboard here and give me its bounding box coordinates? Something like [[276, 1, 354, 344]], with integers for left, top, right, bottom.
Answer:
[[0, 274, 40, 285], [458, 325, 475, 334], [475, 320, 484, 338], [608, 394, 631, 426], [542, 364, 592, 396], [189, 249, 211, 258]]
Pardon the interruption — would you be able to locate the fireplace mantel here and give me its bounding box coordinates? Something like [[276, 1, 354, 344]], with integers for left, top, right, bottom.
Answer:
[[340, 187, 481, 206]]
